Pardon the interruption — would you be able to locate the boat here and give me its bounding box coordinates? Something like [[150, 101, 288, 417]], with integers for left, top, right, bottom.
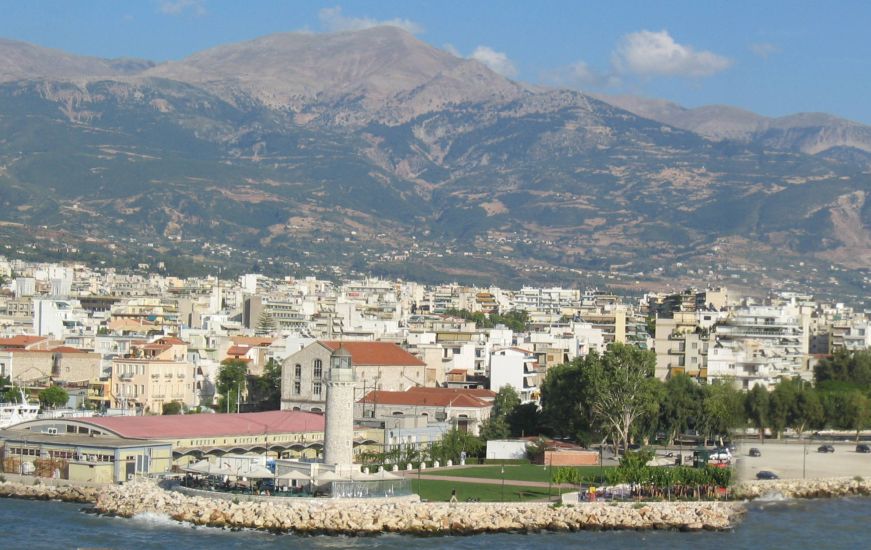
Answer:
[[0, 388, 40, 429]]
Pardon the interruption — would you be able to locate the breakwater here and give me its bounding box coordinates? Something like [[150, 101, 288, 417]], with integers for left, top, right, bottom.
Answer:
[[732, 476, 871, 499], [0, 478, 742, 534]]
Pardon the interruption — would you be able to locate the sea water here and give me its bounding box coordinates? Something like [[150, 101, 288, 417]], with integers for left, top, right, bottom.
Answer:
[[0, 497, 865, 549]]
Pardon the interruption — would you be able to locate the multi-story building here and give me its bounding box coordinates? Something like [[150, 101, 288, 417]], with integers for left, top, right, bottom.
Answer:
[[280, 341, 428, 412]]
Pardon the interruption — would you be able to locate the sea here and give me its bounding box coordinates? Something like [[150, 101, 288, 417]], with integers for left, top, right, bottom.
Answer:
[[0, 496, 866, 550]]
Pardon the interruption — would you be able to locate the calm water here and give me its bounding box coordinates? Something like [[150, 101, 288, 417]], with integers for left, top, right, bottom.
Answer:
[[0, 497, 866, 549]]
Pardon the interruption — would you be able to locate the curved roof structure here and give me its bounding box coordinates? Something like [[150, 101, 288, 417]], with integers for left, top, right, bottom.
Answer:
[[12, 410, 325, 440]]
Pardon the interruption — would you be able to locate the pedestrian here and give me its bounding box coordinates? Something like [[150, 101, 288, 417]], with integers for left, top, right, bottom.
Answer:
[[449, 488, 458, 504]]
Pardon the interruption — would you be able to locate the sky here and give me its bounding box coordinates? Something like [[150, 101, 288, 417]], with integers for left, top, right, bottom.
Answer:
[[2, 0, 870, 123]]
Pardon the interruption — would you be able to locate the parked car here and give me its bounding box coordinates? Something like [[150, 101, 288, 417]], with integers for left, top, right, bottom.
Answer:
[[709, 448, 732, 461], [756, 471, 779, 480], [856, 444, 871, 453], [749, 448, 762, 457], [818, 444, 835, 453]]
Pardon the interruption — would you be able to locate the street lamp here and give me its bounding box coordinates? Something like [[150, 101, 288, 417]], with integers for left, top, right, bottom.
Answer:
[[501, 462, 505, 501]]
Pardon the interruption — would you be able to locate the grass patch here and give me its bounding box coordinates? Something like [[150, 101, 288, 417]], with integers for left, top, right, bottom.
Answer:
[[414, 479, 553, 502], [425, 464, 613, 484]]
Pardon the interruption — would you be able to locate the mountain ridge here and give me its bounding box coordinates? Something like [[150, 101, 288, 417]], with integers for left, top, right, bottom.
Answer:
[[0, 28, 869, 297]]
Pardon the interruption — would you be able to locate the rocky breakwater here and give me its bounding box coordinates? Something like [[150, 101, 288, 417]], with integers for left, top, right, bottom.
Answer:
[[0, 480, 100, 503], [733, 477, 871, 500], [93, 480, 743, 534]]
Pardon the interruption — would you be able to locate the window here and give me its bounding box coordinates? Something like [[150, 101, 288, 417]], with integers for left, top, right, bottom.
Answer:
[[293, 381, 301, 395], [294, 364, 302, 378], [313, 359, 323, 379], [313, 382, 322, 396]]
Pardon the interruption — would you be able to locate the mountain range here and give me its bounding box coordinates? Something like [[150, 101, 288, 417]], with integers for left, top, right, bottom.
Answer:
[[1, 27, 870, 293]]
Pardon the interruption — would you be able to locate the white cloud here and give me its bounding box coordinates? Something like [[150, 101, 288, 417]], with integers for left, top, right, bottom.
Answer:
[[612, 30, 731, 77], [443, 43, 461, 57], [470, 46, 518, 78], [318, 6, 423, 35], [541, 60, 621, 90], [749, 42, 780, 59], [158, 0, 207, 16]]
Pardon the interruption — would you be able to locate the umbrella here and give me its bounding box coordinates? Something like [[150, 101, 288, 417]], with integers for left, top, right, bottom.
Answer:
[[185, 459, 211, 474], [277, 469, 312, 481], [185, 460, 235, 477], [238, 464, 275, 479], [312, 470, 344, 482]]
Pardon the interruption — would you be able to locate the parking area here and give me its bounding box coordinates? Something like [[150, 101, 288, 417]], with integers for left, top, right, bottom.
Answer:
[[735, 440, 871, 481]]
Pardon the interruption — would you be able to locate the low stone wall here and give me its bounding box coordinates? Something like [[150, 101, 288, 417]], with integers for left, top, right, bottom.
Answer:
[[732, 476, 871, 499]]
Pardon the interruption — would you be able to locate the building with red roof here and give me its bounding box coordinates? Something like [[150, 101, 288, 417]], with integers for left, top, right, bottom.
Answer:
[[281, 340, 427, 413], [355, 387, 492, 435], [0, 344, 101, 385], [9, 409, 380, 473]]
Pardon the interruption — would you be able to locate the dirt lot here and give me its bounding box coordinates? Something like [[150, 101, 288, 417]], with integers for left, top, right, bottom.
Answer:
[[734, 440, 871, 481]]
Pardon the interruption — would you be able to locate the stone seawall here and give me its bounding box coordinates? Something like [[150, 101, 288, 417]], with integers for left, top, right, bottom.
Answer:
[[0, 480, 100, 503], [0, 479, 742, 534], [96, 481, 741, 534], [733, 477, 871, 499]]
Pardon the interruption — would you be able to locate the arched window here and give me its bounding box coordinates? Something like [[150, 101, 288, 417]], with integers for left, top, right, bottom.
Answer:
[[294, 364, 302, 378], [313, 359, 323, 379]]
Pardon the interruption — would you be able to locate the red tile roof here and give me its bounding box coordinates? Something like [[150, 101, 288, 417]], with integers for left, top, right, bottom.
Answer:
[[226, 345, 252, 356], [50, 346, 89, 353], [358, 389, 490, 408], [231, 336, 273, 347], [408, 386, 496, 399], [321, 341, 426, 367], [0, 336, 47, 348], [80, 410, 325, 439], [156, 337, 186, 345]]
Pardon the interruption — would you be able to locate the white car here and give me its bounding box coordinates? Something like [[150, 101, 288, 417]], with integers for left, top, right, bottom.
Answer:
[[709, 449, 732, 461]]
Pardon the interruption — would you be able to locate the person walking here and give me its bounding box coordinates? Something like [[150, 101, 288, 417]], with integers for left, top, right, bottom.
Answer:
[[449, 488, 458, 504]]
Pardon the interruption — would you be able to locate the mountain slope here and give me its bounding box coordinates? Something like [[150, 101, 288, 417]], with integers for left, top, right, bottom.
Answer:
[[0, 37, 153, 82], [0, 28, 869, 295], [143, 27, 526, 124], [598, 94, 871, 161]]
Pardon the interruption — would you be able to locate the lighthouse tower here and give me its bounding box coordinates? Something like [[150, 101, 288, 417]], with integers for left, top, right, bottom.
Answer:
[[323, 346, 355, 469]]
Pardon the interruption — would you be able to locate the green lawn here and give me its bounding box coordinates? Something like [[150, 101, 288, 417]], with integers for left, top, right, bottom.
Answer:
[[425, 464, 612, 484], [413, 478, 553, 502]]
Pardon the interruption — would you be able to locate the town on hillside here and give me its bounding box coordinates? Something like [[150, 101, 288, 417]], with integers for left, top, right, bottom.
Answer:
[[0, 257, 868, 489]]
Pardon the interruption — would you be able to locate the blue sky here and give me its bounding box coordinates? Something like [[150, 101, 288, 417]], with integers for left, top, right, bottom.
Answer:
[[2, 0, 870, 123]]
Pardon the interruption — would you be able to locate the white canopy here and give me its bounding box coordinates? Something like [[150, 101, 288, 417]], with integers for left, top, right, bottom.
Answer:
[[277, 469, 312, 481]]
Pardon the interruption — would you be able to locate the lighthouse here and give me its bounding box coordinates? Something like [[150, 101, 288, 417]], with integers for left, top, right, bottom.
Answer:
[[323, 345, 355, 469]]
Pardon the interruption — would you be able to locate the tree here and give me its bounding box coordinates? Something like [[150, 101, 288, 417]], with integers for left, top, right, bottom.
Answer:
[[837, 391, 871, 442], [162, 401, 183, 415], [217, 359, 248, 413], [587, 343, 658, 453], [539, 355, 600, 443], [815, 350, 871, 390], [769, 379, 798, 439], [429, 428, 483, 463], [248, 358, 282, 411], [255, 312, 277, 335], [658, 373, 704, 444], [745, 384, 770, 441], [507, 402, 541, 437], [478, 416, 510, 442], [791, 383, 825, 437], [492, 385, 521, 418], [700, 380, 745, 446], [38, 386, 69, 409]]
